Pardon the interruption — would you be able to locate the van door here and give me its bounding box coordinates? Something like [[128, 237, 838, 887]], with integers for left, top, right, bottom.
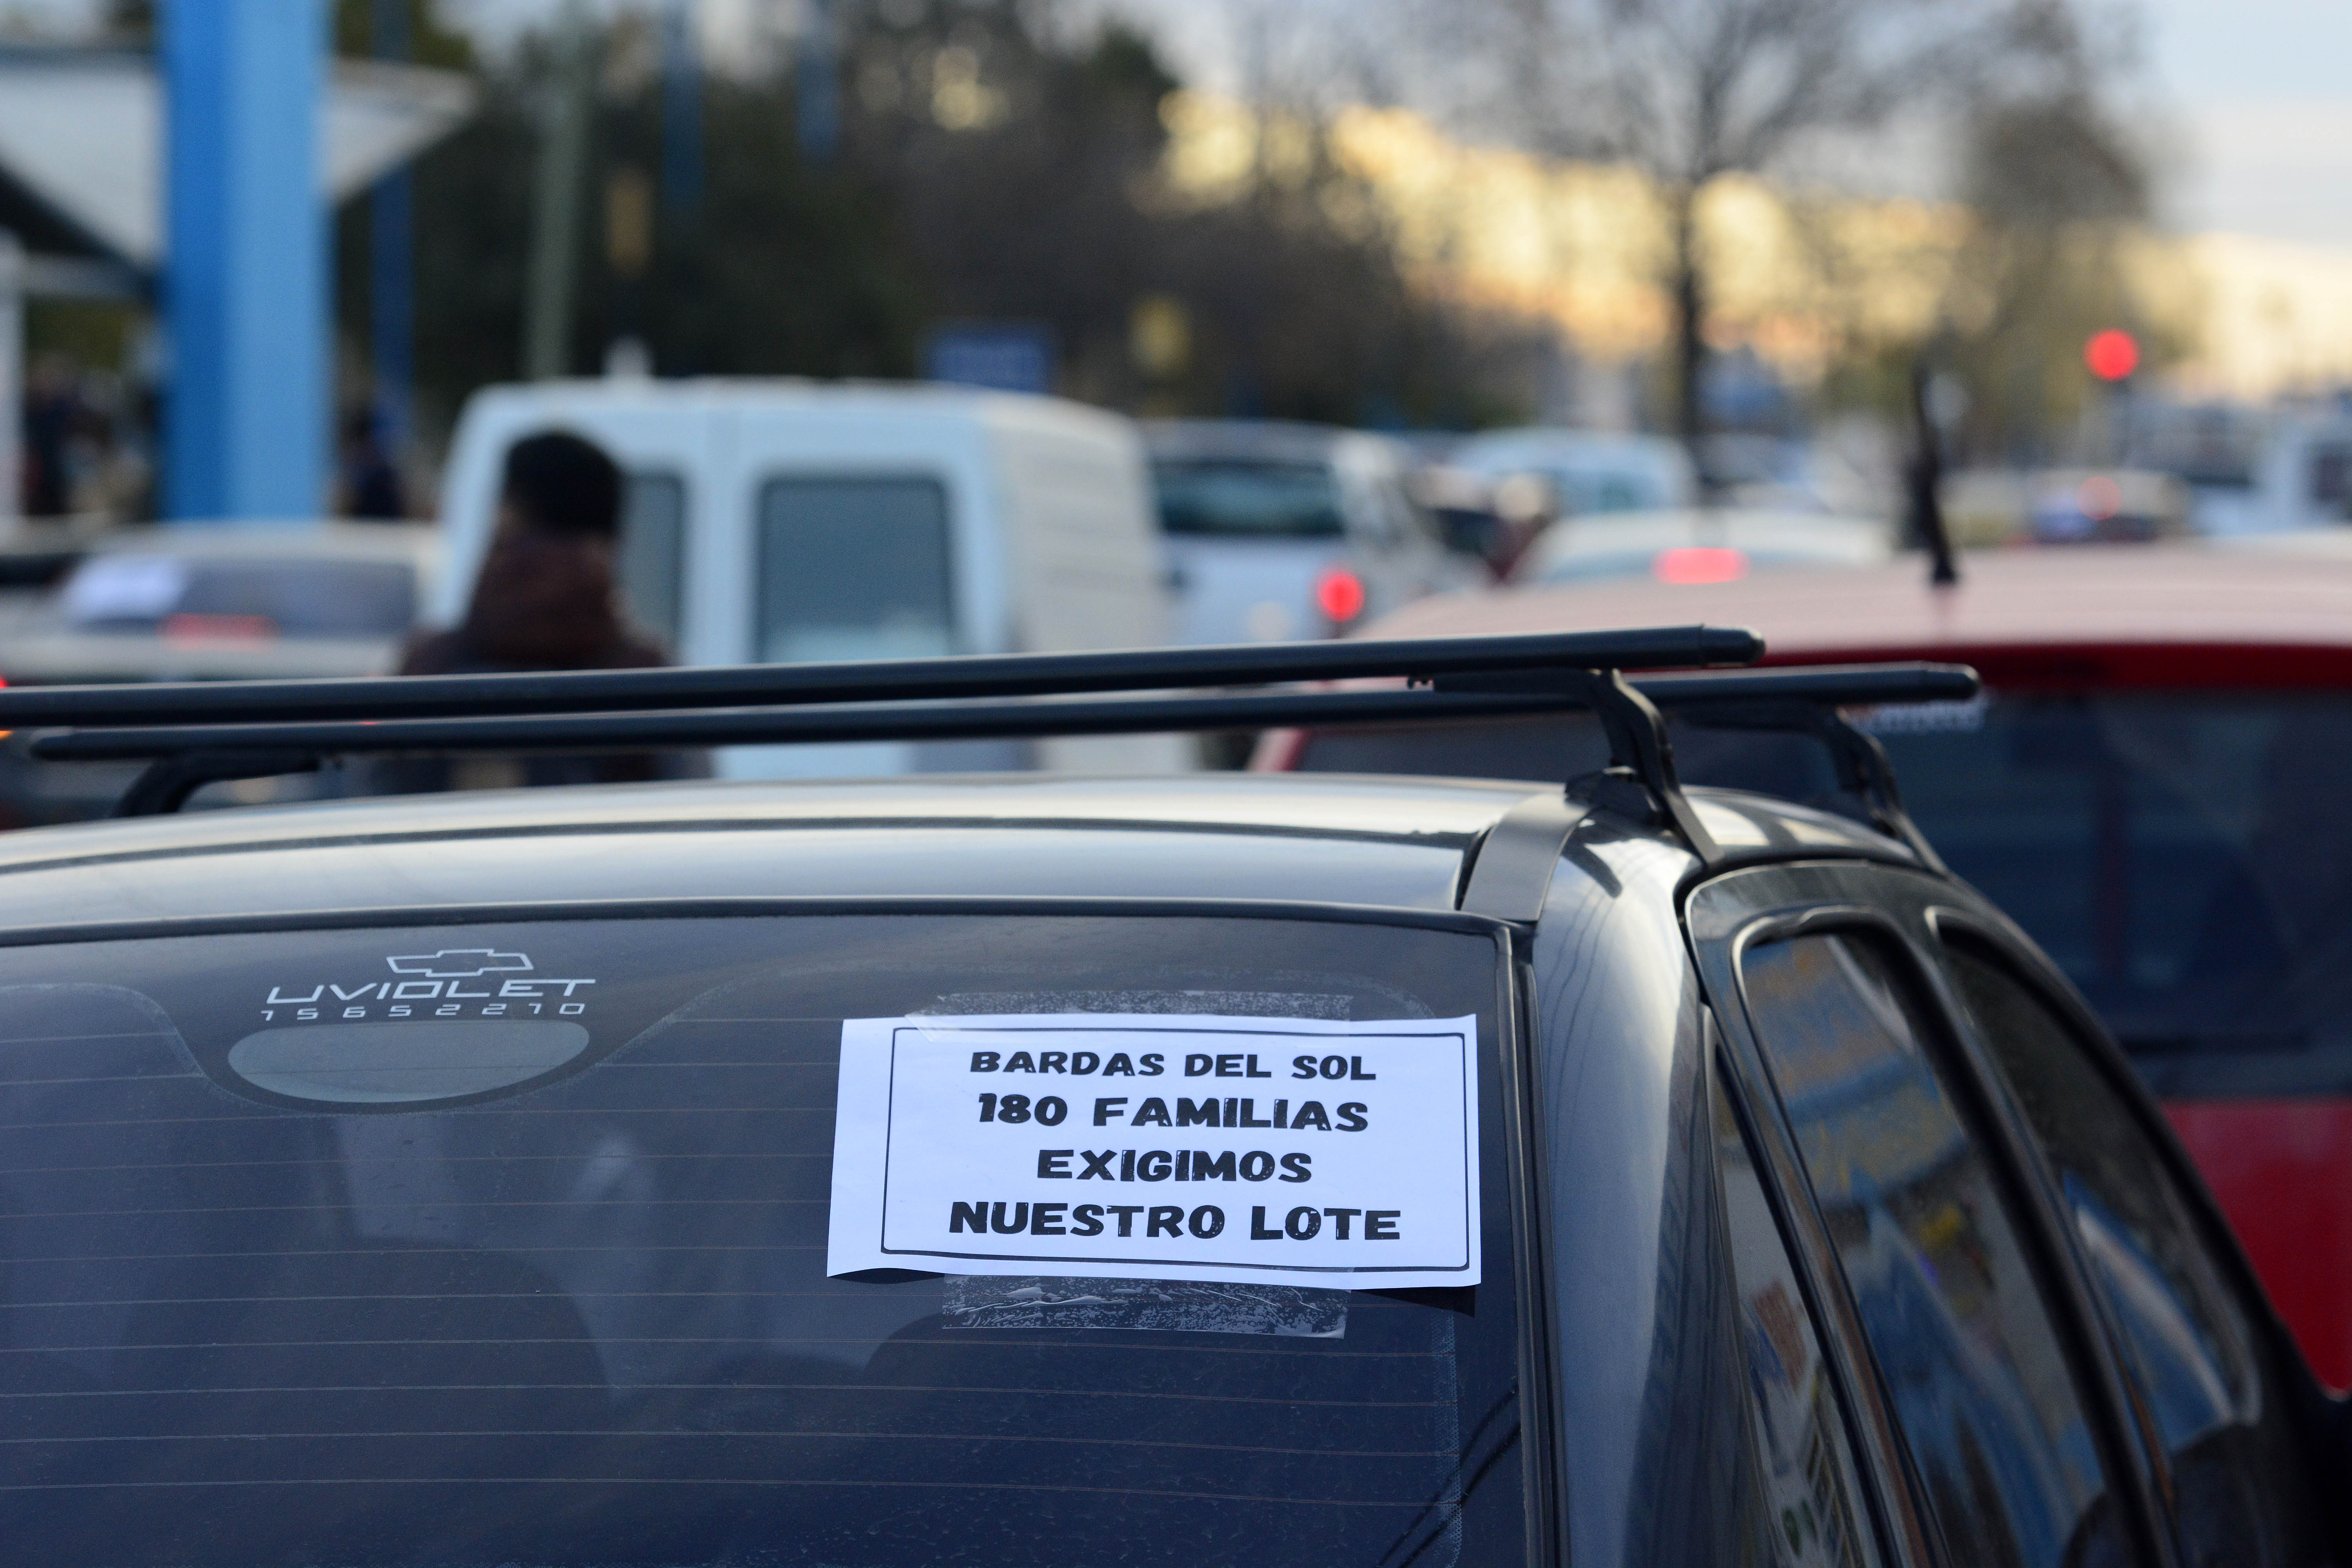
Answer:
[[717, 405, 997, 777]]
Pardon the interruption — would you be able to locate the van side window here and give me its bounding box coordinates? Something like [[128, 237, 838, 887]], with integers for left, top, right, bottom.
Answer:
[[1710, 1064, 1882, 1568], [620, 471, 686, 647], [1740, 933, 2122, 1568], [757, 475, 954, 663], [1942, 942, 2330, 1568]]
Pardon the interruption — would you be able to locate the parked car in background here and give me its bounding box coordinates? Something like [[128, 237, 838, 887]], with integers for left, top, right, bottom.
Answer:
[[1445, 426, 1699, 516], [1941, 468, 2195, 547], [1505, 507, 1894, 587], [1261, 543, 2352, 1390], [0, 533, 93, 644], [1700, 432, 1891, 515], [1144, 419, 1471, 644], [440, 379, 1179, 776], [2027, 469, 2195, 544], [0, 630, 2339, 1565], [1, 523, 434, 683], [0, 524, 437, 827], [2244, 411, 2352, 533]]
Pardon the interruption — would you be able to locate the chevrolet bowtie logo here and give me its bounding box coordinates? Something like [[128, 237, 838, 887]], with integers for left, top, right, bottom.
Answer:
[[384, 949, 535, 979]]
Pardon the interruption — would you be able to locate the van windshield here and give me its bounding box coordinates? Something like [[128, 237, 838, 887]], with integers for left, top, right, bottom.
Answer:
[[1290, 691, 2352, 1096], [1152, 459, 1346, 538], [0, 913, 1522, 1568]]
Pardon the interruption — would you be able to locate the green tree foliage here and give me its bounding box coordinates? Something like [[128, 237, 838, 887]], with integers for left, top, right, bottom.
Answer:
[[332, 0, 474, 68], [1935, 76, 2177, 463], [337, 0, 1537, 440], [1812, 2, 2176, 464]]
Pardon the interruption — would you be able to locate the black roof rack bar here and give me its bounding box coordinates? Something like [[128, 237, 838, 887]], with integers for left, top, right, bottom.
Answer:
[[1624, 662, 1977, 865], [1598, 662, 1979, 708], [1669, 694, 1953, 869], [47, 687, 1638, 762], [66, 659, 1979, 869], [36, 663, 1980, 765], [0, 625, 1764, 729]]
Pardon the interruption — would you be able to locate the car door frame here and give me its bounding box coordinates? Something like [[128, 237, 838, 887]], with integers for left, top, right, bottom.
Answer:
[[1920, 900, 2352, 1559], [1686, 857, 2181, 1568], [1918, 899, 2328, 1392]]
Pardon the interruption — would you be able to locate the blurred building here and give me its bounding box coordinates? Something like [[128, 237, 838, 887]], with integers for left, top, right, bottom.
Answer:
[[1161, 92, 2352, 415]]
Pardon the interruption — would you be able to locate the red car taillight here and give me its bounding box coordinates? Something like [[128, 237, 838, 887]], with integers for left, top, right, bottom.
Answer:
[[1315, 566, 1367, 626]]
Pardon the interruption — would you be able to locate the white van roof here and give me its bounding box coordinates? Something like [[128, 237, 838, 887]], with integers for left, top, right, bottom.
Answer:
[[454, 377, 1137, 445]]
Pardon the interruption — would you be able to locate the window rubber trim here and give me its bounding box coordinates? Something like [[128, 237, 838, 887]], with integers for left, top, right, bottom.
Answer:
[[0, 894, 1517, 952]]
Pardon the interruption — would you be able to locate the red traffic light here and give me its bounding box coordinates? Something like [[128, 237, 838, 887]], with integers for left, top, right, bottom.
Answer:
[[2085, 329, 2140, 382]]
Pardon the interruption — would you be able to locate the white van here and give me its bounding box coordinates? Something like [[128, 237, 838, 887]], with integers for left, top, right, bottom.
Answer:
[[436, 379, 1180, 775]]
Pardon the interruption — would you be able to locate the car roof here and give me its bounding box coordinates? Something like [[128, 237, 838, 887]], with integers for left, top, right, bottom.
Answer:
[[80, 522, 438, 564], [460, 377, 1138, 448], [0, 772, 1913, 938], [1142, 419, 1380, 464], [1515, 509, 1892, 574], [1447, 428, 1691, 471], [1363, 541, 2352, 664]]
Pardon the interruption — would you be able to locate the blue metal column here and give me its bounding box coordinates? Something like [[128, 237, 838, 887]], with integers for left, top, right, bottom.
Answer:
[[661, 1, 704, 218], [163, 0, 327, 522], [797, 0, 838, 165], [371, 0, 414, 454]]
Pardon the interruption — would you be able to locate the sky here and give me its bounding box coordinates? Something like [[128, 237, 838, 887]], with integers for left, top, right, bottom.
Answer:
[[2136, 0, 2352, 245], [19, 0, 2352, 249]]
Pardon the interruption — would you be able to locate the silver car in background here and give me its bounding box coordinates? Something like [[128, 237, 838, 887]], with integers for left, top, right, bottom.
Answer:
[[1145, 420, 1474, 643], [0, 524, 437, 824]]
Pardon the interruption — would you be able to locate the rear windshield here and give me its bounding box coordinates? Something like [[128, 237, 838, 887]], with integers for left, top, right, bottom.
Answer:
[[1292, 691, 2352, 1096], [1870, 692, 2352, 1095], [1152, 459, 1346, 538], [0, 913, 1523, 1568], [58, 555, 417, 639]]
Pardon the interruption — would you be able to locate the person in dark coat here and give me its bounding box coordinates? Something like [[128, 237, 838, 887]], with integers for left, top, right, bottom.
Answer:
[[384, 431, 689, 791]]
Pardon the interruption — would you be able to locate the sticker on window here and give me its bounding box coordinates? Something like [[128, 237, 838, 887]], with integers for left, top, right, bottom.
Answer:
[[825, 1012, 1479, 1289]]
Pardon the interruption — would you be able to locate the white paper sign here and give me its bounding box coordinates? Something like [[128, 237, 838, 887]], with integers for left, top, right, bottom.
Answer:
[[826, 1012, 1480, 1290]]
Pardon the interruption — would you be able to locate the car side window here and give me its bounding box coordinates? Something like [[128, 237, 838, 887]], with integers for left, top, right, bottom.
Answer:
[[1711, 1064, 1883, 1568], [1740, 932, 2123, 1568], [1941, 941, 2330, 1568]]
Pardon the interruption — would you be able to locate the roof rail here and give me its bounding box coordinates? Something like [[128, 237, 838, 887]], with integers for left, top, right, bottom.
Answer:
[[0, 630, 1979, 866]]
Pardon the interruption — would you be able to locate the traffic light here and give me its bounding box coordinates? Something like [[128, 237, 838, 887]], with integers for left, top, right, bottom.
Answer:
[[2085, 329, 2140, 382]]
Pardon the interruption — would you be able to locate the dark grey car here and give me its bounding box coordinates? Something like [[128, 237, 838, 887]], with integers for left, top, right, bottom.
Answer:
[[0, 630, 2338, 1568]]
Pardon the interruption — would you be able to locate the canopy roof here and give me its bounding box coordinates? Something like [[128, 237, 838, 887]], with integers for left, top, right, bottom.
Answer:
[[0, 45, 475, 271]]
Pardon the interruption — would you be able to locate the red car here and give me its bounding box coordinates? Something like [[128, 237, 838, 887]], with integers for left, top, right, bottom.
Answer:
[[1261, 541, 2352, 1388]]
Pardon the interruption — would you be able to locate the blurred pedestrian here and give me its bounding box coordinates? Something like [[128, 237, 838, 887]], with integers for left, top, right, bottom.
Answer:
[[403, 431, 662, 677], [338, 407, 407, 520], [385, 430, 690, 790], [1487, 472, 1559, 581], [22, 355, 82, 517]]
